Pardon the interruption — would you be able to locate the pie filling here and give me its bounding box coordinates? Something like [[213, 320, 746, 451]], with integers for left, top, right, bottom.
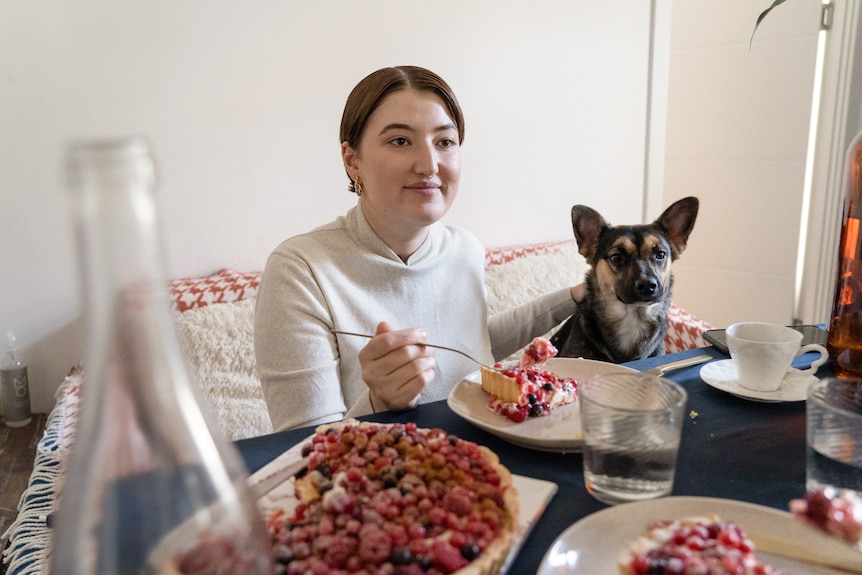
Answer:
[[266, 420, 518, 575], [618, 515, 785, 575]]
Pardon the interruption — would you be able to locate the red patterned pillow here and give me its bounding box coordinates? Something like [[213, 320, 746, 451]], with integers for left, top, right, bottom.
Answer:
[[168, 268, 262, 313], [665, 303, 713, 353], [485, 240, 574, 267]]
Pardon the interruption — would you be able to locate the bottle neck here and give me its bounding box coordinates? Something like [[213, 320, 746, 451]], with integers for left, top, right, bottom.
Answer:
[[70, 140, 164, 306], [68, 139, 182, 397]]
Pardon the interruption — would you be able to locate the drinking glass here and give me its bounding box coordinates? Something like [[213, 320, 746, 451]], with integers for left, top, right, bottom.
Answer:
[[806, 378, 862, 492], [580, 373, 687, 505]]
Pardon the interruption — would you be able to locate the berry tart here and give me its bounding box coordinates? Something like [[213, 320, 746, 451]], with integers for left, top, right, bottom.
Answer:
[[617, 515, 785, 575], [266, 420, 519, 575], [480, 337, 578, 423], [790, 487, 862, 549]]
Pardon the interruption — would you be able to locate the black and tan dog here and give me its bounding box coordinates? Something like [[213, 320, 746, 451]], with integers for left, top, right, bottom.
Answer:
[[550, 197, 699, 363]]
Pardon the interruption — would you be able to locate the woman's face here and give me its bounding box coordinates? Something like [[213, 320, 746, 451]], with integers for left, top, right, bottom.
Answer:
[[342, 89, 461, 249]]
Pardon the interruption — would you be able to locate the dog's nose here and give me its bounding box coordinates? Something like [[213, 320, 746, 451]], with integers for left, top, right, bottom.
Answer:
[[635, 278, 658, 296]]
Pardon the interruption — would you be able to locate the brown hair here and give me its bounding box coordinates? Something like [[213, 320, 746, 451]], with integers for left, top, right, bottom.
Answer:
[[340, 66, 465, 192]]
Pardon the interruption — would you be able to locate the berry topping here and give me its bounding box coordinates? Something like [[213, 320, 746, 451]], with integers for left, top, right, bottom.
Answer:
[[266, 421, 514, 574], [790, 487, 862, 546], [621, 516, 784, 575]]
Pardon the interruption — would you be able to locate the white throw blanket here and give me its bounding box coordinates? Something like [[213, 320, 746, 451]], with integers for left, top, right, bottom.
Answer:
[[175, 298, 273, 440]]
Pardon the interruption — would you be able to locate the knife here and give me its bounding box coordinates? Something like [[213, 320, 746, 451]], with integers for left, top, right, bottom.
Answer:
[[249, 455, 309, 499], [642, 354, 713, 376]]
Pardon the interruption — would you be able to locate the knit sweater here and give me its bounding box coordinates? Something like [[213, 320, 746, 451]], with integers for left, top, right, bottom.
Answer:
[[254, 205, 576, 431]]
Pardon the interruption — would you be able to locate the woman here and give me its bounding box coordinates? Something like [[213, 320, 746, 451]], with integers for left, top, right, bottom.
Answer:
[[254, 65, 583, 432]]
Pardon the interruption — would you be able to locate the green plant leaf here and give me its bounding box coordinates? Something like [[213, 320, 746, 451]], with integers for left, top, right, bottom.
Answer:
[[750, 0, 790, 47]]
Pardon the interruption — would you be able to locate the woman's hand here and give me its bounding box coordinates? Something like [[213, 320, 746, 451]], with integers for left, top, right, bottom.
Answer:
[[357, 321, 437, 412], [570, 282, 586, 304]]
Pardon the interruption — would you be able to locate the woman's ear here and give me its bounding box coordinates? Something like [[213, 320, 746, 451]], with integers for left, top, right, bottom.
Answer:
[[342, 141, 359, 178]]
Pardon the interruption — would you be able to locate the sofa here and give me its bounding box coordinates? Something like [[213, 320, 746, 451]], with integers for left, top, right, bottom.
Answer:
[[1, 240, 712, 575]]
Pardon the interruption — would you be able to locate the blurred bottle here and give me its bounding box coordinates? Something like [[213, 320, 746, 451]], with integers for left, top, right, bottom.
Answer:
[[1, 329, 31, 428], [828, 131, 862, 378], [51, 138, 273, 575]]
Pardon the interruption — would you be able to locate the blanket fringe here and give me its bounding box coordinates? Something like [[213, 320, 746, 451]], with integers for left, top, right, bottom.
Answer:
[[2, 371, 80, 575]]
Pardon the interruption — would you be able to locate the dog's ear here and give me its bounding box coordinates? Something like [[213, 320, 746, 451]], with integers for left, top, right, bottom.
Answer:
[[571, 205, 609, 261], [655, 196, 699, 258]]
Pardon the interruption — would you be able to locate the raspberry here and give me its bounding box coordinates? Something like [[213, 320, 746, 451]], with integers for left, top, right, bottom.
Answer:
[[431, 541, 468, 573], [442, 489, 473, 517]]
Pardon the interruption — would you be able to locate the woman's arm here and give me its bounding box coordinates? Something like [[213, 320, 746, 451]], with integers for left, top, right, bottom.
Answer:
[[487, 286, 581, 360], [254, 250, 348, 431]]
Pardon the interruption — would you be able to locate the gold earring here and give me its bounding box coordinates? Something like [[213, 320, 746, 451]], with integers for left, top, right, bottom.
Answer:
[[354, 181, 363, 197]]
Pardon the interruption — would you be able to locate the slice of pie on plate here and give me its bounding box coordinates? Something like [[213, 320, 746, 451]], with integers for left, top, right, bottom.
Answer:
[[480, 337, 579, 423], [790, 486, 862, 549], [618, 515, 785, 575]]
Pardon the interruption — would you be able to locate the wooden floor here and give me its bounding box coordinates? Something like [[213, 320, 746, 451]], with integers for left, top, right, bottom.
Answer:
[[0, 414, 47, 575]]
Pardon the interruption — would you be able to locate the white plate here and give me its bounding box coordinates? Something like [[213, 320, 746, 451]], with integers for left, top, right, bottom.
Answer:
[[446, 357, 637, 452], [537, 496, 862, 575], [700, 359, 816, 402]]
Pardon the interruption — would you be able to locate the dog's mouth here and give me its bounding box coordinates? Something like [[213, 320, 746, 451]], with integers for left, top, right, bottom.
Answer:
[[617, 296, 661, 306], [616, 291, 664, 306]]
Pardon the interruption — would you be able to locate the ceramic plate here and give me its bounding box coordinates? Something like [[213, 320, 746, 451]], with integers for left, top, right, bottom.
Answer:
[[446, 357, 637, 452], [700, 359, 816, 402], [537, 496, 862, 575]]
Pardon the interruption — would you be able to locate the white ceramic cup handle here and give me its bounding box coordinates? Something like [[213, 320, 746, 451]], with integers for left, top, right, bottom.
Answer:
[[794, 344, 829, 375]]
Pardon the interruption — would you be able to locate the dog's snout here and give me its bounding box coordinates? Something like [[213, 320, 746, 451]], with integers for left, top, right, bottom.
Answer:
[[635, 278, 658, 296]]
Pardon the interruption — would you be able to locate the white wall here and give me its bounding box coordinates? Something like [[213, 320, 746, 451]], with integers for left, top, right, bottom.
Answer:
[[663, 0, 823, 328], [0, 1, 655, 414]]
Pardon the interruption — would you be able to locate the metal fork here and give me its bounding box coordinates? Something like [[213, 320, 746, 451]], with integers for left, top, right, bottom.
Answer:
[[642, 354, 713, 376], [331, 330, 499, 371]]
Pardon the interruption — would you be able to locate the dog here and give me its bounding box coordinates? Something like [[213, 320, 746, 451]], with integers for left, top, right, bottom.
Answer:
[[550, 196, 699, 363]]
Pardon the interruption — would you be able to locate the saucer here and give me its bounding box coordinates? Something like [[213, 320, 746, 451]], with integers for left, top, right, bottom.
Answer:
[[699, 359, 815, 402]]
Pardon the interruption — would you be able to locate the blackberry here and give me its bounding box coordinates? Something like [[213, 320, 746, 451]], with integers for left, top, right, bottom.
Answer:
[[460, 542, 481, 561], [389, 546, 413, 565]]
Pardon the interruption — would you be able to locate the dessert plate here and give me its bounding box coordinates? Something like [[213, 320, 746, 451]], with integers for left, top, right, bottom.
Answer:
[[700, 359, 815, 402], [447, 357, 637, 452], [537, 496, 862, 574]]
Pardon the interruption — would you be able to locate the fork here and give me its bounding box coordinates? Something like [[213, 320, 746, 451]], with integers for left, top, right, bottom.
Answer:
[[642, 354, 713, 376], [331, 330, 499, 371]]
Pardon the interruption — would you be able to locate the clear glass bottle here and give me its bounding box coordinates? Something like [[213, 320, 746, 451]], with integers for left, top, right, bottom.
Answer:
[[827, 131, 862, 378], [51, 138, 273, 575]]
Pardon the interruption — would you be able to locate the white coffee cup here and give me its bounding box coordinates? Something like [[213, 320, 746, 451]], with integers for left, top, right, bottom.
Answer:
[[726, 322, 828, 392]]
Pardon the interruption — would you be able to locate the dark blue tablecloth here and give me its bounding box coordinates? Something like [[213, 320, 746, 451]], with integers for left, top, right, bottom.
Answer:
[[236, 346, 817, 574]]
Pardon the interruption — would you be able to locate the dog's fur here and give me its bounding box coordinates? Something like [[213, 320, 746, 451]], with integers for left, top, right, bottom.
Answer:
[[550, 197, 699, 363]]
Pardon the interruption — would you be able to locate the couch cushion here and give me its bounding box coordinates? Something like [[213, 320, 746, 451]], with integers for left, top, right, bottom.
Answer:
[[484, 241, 588, 316]]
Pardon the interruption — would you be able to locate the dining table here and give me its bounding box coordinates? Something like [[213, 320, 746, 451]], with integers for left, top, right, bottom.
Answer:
[[235, 345, 820, 574]]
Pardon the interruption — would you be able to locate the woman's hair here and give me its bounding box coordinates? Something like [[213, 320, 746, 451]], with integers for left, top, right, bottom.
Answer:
[[340, 66, 465, 193]]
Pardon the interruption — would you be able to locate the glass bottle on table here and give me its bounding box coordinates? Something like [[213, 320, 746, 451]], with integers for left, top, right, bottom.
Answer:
[[51, 138, 273, 575], [828, 131, 862, 378]]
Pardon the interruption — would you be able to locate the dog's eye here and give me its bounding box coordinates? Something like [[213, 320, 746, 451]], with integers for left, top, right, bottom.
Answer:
[[608, 253, 623, 265], [655, 250, 667, 261]]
